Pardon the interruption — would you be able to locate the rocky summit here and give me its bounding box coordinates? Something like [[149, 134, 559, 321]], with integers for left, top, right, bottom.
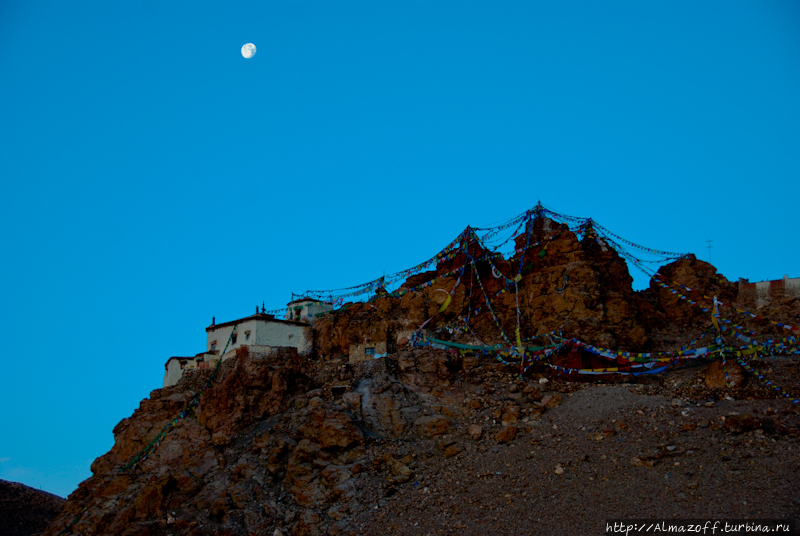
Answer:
[[39, 216, 800, 535]]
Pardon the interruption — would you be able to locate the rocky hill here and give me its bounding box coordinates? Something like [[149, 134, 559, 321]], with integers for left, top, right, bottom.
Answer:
[[39, 218, 800, 535], [0, 479, 64, 536], [41, 347, 800, 536]]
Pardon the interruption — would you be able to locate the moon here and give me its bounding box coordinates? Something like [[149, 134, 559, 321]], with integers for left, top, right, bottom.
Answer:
[[241, 43, 256, 59]]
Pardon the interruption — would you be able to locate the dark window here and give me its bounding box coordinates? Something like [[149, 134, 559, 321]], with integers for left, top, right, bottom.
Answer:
[[211, 342, 217, 351], [232, 334, 238, 344], [365, 347, 375, 356]]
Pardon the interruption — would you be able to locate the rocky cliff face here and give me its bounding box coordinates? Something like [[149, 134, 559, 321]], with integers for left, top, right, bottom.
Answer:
[[43, 347, 480, 536]]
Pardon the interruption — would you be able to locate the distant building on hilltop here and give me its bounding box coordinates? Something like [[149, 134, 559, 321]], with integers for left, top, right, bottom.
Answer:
[[737, 274, 800, 308], [163, 302, 322, 388], [285, 297, 334, 322]]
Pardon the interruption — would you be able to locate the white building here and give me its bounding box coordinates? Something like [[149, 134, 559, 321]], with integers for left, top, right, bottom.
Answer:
[[286, 297, 333, 322], [163, 311, 312, 388]]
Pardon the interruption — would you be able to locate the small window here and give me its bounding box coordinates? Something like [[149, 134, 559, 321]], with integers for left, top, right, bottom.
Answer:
[[245, 331, 251, 341], [232, 334, 238, 344], [365, 347, 375, 356], [211, 341, 217, 351]]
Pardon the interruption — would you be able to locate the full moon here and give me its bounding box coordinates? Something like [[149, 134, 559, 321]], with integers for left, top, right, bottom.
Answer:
[[241, 43, 256, 59]]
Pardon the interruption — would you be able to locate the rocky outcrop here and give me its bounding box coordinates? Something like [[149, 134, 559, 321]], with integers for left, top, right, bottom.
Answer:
[[43, 347, 481, 536], [44, 351, 365, 536], [315, 216, 795, 358], [637, 255, 737, 330], [313, 216, 728, 357]]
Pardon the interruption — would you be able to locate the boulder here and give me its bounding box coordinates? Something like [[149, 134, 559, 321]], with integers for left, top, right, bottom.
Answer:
[[496, 425, 517, 443], [467, 424, 483, 440], [705, 360, 745, 389], [724, 414, 761, 434], [500, 406, 520, 426], [413, 415, 452, 437]]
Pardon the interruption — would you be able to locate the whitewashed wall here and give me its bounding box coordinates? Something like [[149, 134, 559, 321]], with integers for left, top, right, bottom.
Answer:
[[164, 316, 314, 388], [207, 317, 311, 356], [163, 358, 186, 387], [255, 321, 311, 354], [206, 319, 260, 354]]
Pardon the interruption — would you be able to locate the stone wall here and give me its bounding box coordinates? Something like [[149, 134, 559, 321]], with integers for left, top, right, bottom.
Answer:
[[349, 341, 388, 363]]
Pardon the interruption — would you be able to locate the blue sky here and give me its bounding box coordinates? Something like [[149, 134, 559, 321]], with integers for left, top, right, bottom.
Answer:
[[1, 1, 798, 498]]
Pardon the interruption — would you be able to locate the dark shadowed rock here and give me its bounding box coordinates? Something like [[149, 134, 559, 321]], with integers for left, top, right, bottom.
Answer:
[[724, 414, 761, 434], [0, 480, 64, 536]]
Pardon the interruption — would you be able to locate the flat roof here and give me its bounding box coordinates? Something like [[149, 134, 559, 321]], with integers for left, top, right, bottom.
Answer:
[[286, 297, 324, 306], [164, 356, 195, 369], [206, 313, 308, 332]]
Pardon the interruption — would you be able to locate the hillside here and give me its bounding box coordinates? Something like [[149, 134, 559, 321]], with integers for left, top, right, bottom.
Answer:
[[0, 480, 64, 536], [38, 213, 800, 535], [40, 347, 800, 535]]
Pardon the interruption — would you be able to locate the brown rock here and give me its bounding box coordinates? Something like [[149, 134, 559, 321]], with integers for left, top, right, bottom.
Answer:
[[467, 424, 483, 440], [528, 406, 546, 417], [724, 414, 761, 434], [496, 425, 517, 443], [705, 360, 745, 389], [298, 408, 364, 449], [522, 384, 541, 397], [444, 444, 463, 457], [413, 414, 452, 437], [342, 392, 362, 414], [294, 509, 322, 536], [500, 406, 521, 425], [642, 255, 737, 331], [593, 430, 615, 441], [385, 456, 413, 478], [541, 394, 562, 408], [360, 381, 417, 438]]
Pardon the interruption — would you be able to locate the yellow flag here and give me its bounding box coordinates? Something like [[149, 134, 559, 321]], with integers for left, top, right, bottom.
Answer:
[[711, 309, 720, 331], [438, 294, 452, 313]]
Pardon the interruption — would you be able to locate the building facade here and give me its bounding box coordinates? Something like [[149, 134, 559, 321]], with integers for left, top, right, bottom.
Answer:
[[737, 275, 800, 307], [163, 312, 312, 388], [286, 298, 334, 322]]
